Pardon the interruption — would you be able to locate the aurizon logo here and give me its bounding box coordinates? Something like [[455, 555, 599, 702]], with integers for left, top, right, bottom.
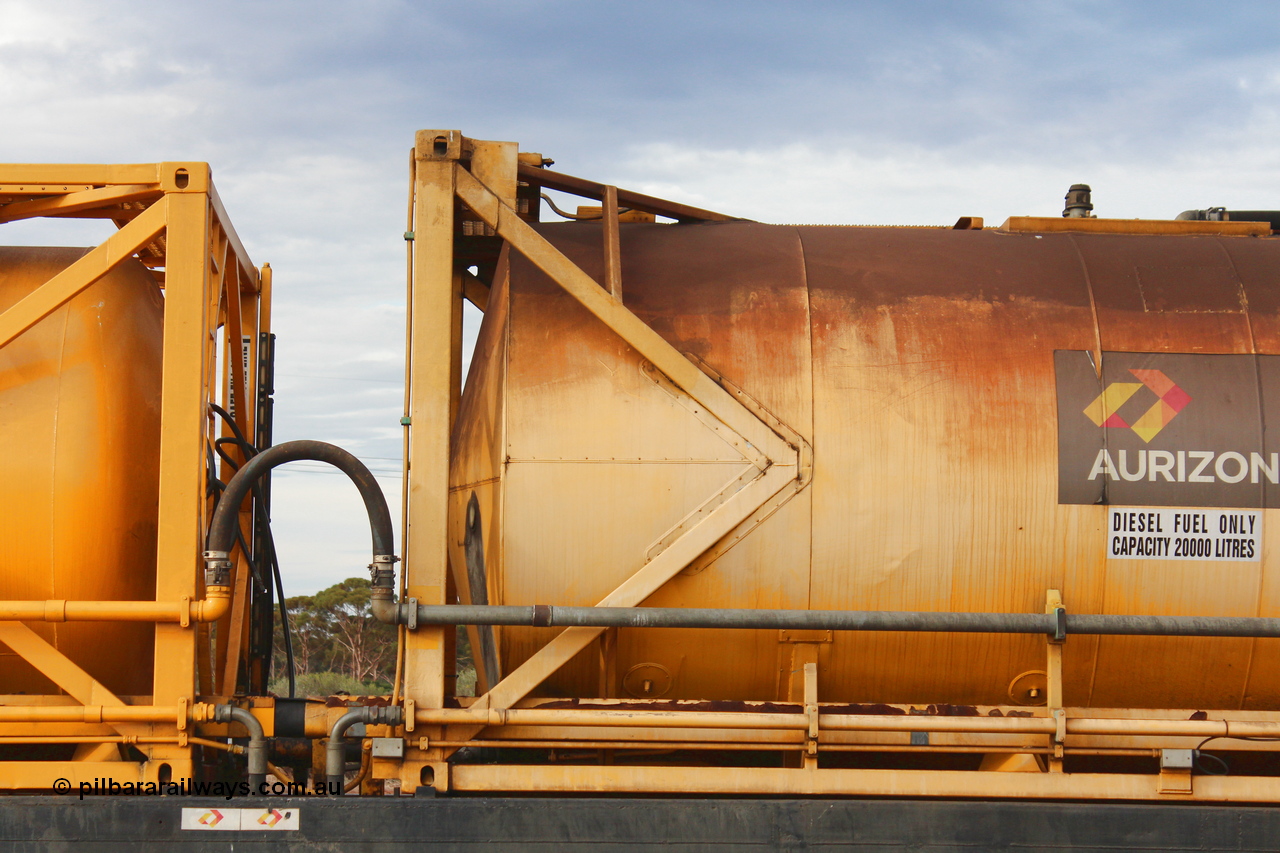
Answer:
[[1082, 368, 1191, 443]]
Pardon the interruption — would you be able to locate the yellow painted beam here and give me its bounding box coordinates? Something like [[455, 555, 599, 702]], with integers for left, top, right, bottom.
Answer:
[[152, 190, 209, 707], [0, 197, 168, 349], [0, 183, 161, 223], [449, 762, 1277, 802], [403, 153, 456, 711], [0, 164, 163, 186]]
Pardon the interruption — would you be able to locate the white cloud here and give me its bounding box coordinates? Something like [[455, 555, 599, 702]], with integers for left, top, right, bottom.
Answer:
[[5, 0, 1280, 596]]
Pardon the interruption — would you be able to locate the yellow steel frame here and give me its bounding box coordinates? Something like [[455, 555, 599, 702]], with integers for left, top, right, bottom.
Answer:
[[395, 132, 1280, 802], [0, 163, 268, 787], [400, 131, 806, 786]]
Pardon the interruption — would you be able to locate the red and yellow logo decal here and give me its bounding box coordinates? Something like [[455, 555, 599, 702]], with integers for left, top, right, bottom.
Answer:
[[1083, 369, 1191, 443], [258, 809, 285, 827]]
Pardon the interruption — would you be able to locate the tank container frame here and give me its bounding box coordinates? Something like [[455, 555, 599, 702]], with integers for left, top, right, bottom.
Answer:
[[0, 163, 272, 789]]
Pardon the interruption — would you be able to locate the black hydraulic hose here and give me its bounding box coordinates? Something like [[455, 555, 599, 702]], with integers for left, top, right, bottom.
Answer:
[[213, 437, 245, 472], [206, 439, 396, 561], [206, 411, 317, 699], [211, 402, 254, 451], [267, 535, 296, 699], [405, 604, 1280, 639]]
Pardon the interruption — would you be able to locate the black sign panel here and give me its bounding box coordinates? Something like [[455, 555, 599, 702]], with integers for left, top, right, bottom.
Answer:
[[1055, 351, 1280, 508]]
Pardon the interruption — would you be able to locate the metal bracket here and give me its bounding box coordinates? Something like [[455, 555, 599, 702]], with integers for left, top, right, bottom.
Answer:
[[1051, 606, 1067, 644], [1160, 749, 1195, 795], [372, 738, 405, 758], [780, 630, 833, 644]]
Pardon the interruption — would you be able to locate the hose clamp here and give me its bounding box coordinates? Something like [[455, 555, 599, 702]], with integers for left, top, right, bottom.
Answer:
[[202, 551, 233, 587], [368, 554, 399, 588]]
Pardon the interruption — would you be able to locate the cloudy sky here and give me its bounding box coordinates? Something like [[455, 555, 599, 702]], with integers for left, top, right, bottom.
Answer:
[[5, 0, 1280, 593]]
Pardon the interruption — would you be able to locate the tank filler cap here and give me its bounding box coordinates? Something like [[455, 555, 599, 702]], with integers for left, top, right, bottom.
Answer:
[[1063, 184, 1094, 218]]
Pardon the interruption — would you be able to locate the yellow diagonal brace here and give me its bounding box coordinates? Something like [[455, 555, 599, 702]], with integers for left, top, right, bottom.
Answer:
[[0, 622, 144, 738], [445, 459, 798, 756], [0, 184, 160, 223], [441, 163, 806, 750], [453, 167, 792, 469], [0, 197, 168, 349]]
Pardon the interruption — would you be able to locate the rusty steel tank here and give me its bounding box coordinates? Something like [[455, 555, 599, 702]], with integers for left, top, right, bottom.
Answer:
[[0, 247, 163, 696], [449, 216, 1280, 712]]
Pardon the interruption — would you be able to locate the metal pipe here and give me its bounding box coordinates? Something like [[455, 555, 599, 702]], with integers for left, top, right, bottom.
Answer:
[[516, 163, 739, 223], [325, 705, 403, 792], [417, 707, 808, 730], [412, 706, 1280, 741], [1177, 208, 1280, 229], [0, 585, 230, 624], [433, 739, 798, 751], [214, 705, 267, 789], [0, 706, 184, 724], [400, 603, 1280, 639]]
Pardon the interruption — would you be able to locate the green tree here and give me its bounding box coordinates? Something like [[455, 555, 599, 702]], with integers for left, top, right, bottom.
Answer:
[[272, 578, 397, 688], [312, 578, 397, 684]]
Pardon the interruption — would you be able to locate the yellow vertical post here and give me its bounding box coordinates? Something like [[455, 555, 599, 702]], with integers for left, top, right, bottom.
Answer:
[[153, 174, 210, 709], [403, 131, 461, 712], [446, 139, 517, 699], [146, 169, 211, 779]]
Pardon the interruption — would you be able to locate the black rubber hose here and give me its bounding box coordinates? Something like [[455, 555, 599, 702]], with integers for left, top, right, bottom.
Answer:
[[208, 407, 299, 698], [206, 439, 396, 558], [267, 534, 296, 699], [210, 402, 254, 450]]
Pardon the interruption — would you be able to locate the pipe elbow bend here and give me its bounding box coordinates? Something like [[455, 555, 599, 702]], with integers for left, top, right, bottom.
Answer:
[[325, 705, 404, 790], [214, 704, 268, 788], [192, 587, 232, 623]]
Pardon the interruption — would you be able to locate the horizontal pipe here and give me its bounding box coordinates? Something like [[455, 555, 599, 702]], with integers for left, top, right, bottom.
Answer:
[[432, 739, 795, 751], [418, 707, 806, 730], [0, 706, 184, 724], [1177, 208, 1280, 229], [0, 586, 230, 624], [406, 604, 1280, 638], [415, 706, 1280, 741], [517, 163, 739, 223], [0, 736, 184, 744], [435, 739, 1063, 755], [823, 714, 1055, 734]]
